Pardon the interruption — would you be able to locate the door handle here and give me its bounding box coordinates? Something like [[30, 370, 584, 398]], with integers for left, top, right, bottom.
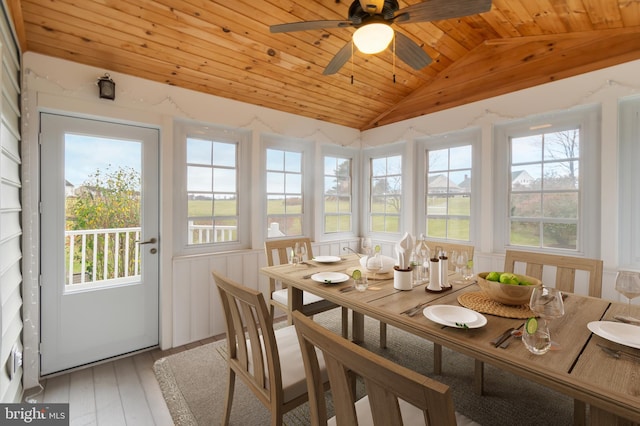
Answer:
[[136, 237, 157, 245]]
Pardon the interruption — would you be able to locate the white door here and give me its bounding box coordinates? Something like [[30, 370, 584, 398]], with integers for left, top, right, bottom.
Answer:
[[39, 113, 159, 375]]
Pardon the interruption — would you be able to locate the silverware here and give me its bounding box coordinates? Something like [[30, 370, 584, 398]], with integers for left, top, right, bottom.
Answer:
[[300, 261, 316, 267], [402, 301, 430, 316], [597, 344, 640, 362], [499, 324, 524, 348], [491, 328, 515, 347], [303, 273, 313, 279], [340, 286, 355, 293]]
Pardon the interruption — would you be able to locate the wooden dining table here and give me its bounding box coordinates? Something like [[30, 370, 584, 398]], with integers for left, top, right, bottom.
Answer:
[[260, 254, 640, 425]]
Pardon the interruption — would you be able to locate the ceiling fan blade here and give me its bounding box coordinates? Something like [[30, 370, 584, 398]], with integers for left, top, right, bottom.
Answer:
[[323, 41, 354, 75], [270, 20, 353, 33], [358, 0, 385, 15], [394, 0, 492, 24], [393, 32, 432, 70]]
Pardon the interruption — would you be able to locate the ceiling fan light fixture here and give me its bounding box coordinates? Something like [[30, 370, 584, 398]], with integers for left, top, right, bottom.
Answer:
[[352, 23, 394, 54]]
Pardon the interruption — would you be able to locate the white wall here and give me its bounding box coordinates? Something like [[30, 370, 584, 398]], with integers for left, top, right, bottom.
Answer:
[[20, 51, 640, 389]]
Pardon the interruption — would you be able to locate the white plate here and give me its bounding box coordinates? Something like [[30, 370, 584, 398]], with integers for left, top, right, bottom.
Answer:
[[311, 272, 349, 284], [423, 305, 487, 328], [587, 321, 640, 349], [313, 256, 342, 263]]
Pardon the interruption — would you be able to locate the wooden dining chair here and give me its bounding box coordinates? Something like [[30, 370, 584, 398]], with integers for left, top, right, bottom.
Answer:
[[477, 249, 604, 424], [264, 237, 349, 338], [213, 270, 329, 426], [292, 311, 480, 426]]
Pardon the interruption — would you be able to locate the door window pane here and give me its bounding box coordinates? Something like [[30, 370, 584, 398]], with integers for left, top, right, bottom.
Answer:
[[323, 156, 352, 233]]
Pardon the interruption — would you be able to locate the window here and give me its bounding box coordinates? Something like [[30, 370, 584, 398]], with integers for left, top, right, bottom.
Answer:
[[266, 148, 305, 237], [426, 145, 473, 240], [186, 137, 238, 245], [494, 107, 601, 256], [174, 121, 250, 253], [323, 155, 352, 234], [369, 154, 402, 233], [509, 130, 579, 249]]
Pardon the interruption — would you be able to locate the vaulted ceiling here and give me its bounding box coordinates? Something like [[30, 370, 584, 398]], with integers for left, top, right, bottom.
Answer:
[[9, 0, 640, 130]]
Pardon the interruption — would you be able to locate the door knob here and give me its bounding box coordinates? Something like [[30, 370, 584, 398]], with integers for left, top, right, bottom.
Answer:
[[137, 237, 157, 245]]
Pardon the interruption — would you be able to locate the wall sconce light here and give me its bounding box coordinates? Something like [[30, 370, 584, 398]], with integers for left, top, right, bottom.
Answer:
[[97, 73, 116, 100]]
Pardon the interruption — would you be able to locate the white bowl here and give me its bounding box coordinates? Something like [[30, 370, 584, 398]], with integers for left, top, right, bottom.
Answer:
[[359, 255, 396, 273]]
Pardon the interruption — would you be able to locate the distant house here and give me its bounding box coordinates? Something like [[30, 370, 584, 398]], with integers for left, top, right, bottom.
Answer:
[[65, 180, 75, 198], [458, 174, 472, 192], [511, 170, 534, 187], [428, 174, 460, 194]]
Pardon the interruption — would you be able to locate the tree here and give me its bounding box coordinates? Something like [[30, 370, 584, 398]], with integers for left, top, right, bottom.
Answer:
[[68, 166, 141, 280]]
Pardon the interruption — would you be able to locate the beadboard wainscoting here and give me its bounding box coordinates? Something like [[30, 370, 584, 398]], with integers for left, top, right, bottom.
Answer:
[[171, 240, 360, 347]]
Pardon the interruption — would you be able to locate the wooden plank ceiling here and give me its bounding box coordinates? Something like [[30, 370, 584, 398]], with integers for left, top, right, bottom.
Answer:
[[10, 0, 640, 130]]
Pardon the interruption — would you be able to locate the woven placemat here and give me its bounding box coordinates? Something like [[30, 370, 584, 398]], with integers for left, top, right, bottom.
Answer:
[[458, 291, 534, 319]]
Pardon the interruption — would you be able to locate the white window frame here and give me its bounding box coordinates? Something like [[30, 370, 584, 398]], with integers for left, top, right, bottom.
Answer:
[[319, 145, 359, 240], [619, 97, 640, 269], [415, 129, 481, 244], [493, 106, 601, 257], [362, 142, 406, 240], [173, 120, 251, 254], [262, 134, 314, 239]]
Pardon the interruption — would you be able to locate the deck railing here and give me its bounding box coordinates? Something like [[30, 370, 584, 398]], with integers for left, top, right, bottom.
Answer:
[[66, 224, 237, 285]]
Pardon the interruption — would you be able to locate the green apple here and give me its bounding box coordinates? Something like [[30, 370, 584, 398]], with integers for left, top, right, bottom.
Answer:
[[499, 273, 520, 285], [486, 271, 501, 281]]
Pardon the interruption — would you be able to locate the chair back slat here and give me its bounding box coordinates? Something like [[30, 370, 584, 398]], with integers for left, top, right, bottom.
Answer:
[[264, 237, 315, 289], [213, 270, 282, 406], [504, 250, 603, 297], [424, 241, 475, 271], [293, 311, 458, 426]]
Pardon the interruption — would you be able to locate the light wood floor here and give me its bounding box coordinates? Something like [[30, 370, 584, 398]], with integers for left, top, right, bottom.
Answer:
[[26, 335, 225, 426]]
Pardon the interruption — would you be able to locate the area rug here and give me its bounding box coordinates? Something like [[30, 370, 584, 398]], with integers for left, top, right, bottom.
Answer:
[[154, 311, 574, 425]]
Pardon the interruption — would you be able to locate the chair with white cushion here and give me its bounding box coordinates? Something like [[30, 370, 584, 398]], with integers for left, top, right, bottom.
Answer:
[[213, 270, 329, 426], [293, 311, 480, 426], [265, 237, 348, 338]]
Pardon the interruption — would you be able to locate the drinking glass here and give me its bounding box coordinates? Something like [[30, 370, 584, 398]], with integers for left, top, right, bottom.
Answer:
[[354, 276, 368, 292], [523, 287, 565, 355], [366, 252, 383, 280], [615, 271, 640, 320]]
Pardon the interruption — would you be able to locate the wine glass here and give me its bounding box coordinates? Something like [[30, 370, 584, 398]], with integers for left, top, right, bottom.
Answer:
[[366, 252, 383, 280], [615, 271, 640, 321], [523, 287, 565, 355], [293, 242, 306, 266], [361, 237, 373, 256], [452, 251, 469, 284]]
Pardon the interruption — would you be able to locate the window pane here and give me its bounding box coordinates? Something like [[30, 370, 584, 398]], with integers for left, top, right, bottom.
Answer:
[[187, 166, 212, 192], [266, 171, 285, 193], [543, 193, 578, 219], [213, 168, 236, 192], [512, 136, 542, 164], [212, 142, 236, 167], [542, 223, 577, 249], [510, 221, 540, 246], [187, 138, 212, 165], [427, 218, 446, 238], [188, 195, 213, 218], [213, 195, 237, 216], [511, 193, 542, 218]]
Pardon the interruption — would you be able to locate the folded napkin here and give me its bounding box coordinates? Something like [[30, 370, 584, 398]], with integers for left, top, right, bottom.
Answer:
[[396, 232, 413, 270]]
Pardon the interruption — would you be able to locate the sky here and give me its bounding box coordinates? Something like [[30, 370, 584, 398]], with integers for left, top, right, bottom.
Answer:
[[64, 134, 141, 187]]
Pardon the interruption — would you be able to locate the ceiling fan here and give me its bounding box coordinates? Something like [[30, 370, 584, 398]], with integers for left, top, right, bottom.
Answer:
[[270, 0, 492, 75]]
